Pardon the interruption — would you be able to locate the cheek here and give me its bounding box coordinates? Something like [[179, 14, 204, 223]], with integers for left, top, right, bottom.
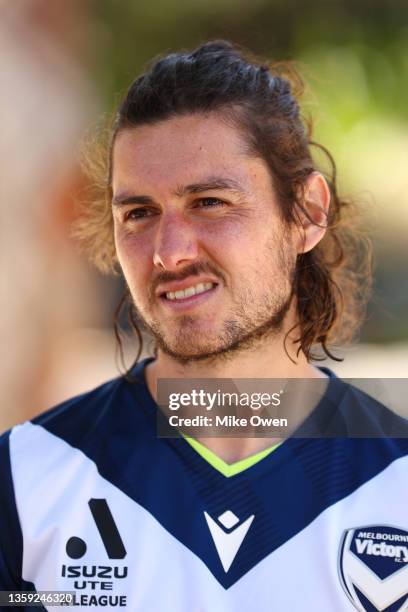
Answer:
[[201, 217, 258, 259], [211, 218, 272, 264], [114, 228, 154, 286]]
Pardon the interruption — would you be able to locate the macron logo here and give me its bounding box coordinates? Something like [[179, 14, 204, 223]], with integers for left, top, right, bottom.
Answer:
[[204, 510, 255, 572]]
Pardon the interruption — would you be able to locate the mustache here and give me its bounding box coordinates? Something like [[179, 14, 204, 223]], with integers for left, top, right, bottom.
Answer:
[[151, 262, 225, 296]]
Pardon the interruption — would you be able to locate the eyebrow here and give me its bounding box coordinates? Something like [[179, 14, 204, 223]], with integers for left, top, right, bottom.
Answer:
[[112, 176, 247, 207]]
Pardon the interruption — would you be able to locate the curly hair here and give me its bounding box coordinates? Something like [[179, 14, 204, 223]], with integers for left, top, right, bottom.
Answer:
[[74, 40, 372, 366]]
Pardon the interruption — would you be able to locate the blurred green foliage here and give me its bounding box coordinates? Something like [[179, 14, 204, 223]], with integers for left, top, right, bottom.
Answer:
[[91, 0, 408, 115]]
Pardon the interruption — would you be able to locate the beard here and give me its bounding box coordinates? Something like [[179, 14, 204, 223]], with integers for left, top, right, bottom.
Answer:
[[130, 239, 297, 366], [140, 287, 294, 365]]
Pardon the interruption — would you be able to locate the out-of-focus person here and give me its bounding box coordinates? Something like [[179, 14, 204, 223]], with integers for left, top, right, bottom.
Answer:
[[0, 0, 107, 431]]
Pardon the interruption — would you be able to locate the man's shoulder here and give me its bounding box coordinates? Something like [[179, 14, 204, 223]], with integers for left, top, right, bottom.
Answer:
[[3, 375, 118, 434], [32, 375, 125, 429], [0, 365, 152, 458], [333, 377, 408, 438]]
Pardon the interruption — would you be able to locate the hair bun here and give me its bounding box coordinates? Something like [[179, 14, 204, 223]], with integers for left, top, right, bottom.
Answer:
[[190, 40, 236, 58]]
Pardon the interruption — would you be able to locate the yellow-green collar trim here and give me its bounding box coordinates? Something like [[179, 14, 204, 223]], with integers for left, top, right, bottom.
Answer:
[[183, 434, 281, 477]]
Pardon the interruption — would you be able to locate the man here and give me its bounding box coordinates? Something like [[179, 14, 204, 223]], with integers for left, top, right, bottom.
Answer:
[[1, 41, 407, 611]]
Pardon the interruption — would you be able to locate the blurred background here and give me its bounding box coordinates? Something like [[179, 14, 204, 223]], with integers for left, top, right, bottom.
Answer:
[[1, 0, 407, 431]]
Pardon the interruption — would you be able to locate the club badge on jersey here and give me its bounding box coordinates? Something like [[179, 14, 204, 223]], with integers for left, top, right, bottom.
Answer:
[[338, 524, 408, 611]]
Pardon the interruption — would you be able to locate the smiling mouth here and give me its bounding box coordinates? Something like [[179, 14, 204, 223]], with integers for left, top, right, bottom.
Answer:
[[161, 281, 218, 301]]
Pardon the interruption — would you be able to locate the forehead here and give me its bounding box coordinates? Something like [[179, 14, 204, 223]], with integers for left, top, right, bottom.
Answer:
[[111, 113, 271, 196]]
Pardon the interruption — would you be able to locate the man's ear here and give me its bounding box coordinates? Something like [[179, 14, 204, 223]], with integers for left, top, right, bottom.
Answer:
[[295, 172, 330, 254]]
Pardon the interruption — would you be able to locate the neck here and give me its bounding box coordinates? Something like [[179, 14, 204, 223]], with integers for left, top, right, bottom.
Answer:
[[144, 320, 328, 464]]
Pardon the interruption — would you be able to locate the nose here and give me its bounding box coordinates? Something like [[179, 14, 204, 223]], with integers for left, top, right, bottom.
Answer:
[[153, 213, 199, 270]]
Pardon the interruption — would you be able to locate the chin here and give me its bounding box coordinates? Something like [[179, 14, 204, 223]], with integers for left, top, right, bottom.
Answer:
[[156, 330, 227, 363], [160, 347, 226, 365], [162, 338, 220, 360]]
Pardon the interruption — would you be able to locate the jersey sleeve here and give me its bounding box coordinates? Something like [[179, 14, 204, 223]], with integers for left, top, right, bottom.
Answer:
[[0, 428, 50, 612], [0, 428, 24, 588]]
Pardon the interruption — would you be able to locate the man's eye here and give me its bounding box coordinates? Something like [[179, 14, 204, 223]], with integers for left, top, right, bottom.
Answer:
[[196, 197, 225, 208], [124, 208, 155, 221]]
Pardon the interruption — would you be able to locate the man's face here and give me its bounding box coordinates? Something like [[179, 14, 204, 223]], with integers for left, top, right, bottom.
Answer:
[[112, 113, 298, 363]]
